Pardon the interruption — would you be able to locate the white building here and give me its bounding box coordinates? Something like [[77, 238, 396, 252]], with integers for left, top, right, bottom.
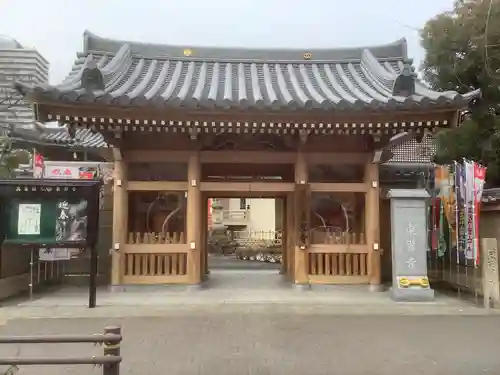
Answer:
[[214, 198, 279, 239], [0, 35, 49, 128]]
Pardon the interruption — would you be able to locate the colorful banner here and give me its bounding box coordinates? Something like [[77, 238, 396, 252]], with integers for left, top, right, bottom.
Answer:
[[473, 164, 486, 265], [32, 151, 44, 178], [454, 162, 465, 262], [433, 160, 486, 266], [464, 160, 475, 261]]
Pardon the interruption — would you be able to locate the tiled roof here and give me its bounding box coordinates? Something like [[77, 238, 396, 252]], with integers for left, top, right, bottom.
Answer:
[[6, 123, 107, 148], [15, 31, 479, 112]]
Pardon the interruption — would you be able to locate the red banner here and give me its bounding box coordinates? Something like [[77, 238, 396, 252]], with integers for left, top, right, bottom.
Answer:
[[473, 164, 487, 265]]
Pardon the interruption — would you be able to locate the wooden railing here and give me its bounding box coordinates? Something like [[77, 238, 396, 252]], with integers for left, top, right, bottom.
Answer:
[[127, 232, 186, 244], [308, 228, 370, 284], [122, 231, 189, 284], [311, 229, 366, 245], [0, 326, 122, 375]]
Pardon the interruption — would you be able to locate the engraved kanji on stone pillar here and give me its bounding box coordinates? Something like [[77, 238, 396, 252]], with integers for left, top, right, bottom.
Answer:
[[387, 189, 434, 301], [481, 237, 499, 309]]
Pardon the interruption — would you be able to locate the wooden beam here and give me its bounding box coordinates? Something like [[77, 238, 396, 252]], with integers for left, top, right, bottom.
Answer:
[[308, 275, 370, 284], [308, 244, 369, 254], [125, 150, 370, 165], [122, 244, 189, 254], [200, 182, 295, 193], [122, 275, 190, 284], [36, 102, 456, 126], [309, 183, 367, 193], [201, 151, 295, 164], [125, 150, 190, 163], [186, 152, 201, 285], [126, 181, 188, 191], [306, 152, 368, 165]]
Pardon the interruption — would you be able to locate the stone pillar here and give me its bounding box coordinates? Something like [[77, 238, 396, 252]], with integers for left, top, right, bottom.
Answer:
[[387, 189, 434, 301], [481, 237, 499, 308], [211, 200, 224, 228]]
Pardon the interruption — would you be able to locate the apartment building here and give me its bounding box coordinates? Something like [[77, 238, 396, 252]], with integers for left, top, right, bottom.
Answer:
[[0, 35, 49, 128]]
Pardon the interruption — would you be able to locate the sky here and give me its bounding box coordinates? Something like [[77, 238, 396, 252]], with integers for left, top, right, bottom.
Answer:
[[0, 0, 455, 84]]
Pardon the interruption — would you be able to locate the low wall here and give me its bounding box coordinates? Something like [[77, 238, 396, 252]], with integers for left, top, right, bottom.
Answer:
[[0, 273, 30, 300]]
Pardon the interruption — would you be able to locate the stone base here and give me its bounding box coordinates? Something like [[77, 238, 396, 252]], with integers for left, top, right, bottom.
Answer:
[[293, 283, 311, 291], [186, 283, 204, 291], [109, 285, 125, 293], [390, 286, 435, 302], [369, 284, 385, 293]]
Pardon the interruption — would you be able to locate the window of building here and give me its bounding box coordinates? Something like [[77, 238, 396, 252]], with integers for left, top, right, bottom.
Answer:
[[239, 198, 246, 210]]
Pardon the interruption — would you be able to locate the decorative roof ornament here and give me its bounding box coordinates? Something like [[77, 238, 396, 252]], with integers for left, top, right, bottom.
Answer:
[[392, 61, 416, 97], [303, 52, 312, 60], [80, 57, 105, 91], [183, 48, 192, 57]]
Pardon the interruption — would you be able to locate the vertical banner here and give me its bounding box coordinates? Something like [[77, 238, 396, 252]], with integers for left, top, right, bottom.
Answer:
[[473, 163, 487, 265], [207, 198, 212, 227], [454, 162, 464, 263], [464, 161, 475, 261], [32, 150, 44, 178], [431, 166, 442, 251]]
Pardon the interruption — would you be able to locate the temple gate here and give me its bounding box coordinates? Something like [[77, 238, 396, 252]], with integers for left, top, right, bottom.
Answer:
[[16, 31, 478, 289]]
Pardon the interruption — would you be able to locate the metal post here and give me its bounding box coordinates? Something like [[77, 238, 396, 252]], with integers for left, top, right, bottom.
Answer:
[[29, 248, 34, 300], [88, 246, 98, 308], [103, 326, 121, 375]]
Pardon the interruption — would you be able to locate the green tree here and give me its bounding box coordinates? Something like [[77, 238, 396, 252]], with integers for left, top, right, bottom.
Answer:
[[0, 136, 31, 177], [421, 0, 500, 182], [0, 72, 33, 177]]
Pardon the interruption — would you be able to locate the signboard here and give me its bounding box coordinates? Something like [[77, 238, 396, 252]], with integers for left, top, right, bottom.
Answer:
[[38, 247, 73, 261], [0, 180, 101, 248], [0, 179, 102, 308], [6, 196, 89, 246], [17, 203, 41, 235], [43, 161, 112, 180]]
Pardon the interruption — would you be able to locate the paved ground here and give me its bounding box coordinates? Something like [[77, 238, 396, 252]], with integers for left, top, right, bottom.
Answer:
[[0, 314, 500, 375], [1, 270, 496, 319], [0, 270, 499, 374]]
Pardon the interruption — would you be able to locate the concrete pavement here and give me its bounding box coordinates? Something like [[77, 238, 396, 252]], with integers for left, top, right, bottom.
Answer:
[[0, 270, 498, 375], [0, 270, 497, 320], [0, 314, 500, 375]]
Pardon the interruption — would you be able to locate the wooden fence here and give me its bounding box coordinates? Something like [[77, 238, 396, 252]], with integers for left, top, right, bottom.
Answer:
[[122, 231, 188, 284]]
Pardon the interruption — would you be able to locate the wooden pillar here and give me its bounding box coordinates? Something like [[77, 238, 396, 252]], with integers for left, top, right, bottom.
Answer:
[[187, 152, 201, 284], [285, 192, 295, 279], [275, 198, 286, 274], [365, 158, 381, 288], [111, 148, 127, 286], [200, 193, 209, 278], [294, 151, 309, 285]]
